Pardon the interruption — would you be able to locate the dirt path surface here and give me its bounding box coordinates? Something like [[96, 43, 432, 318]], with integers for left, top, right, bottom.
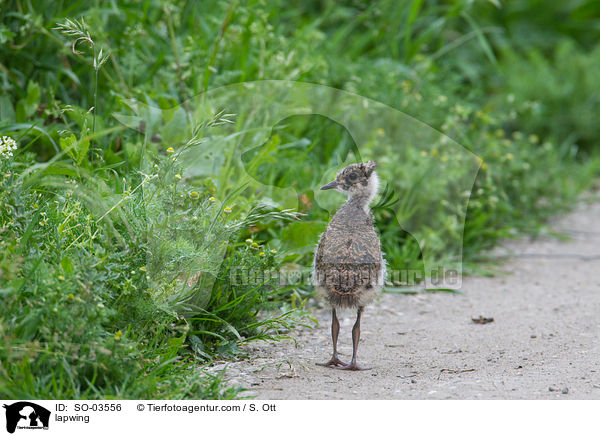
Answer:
[[214, 198, 600, 399]]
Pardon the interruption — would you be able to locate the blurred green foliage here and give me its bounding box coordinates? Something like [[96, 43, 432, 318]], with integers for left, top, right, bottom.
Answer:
[[1, 0, 599, 398]]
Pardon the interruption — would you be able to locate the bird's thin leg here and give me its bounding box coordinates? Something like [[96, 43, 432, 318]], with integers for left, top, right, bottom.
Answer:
[[340, 306, 371, 371], [316, 308, 347, 367]]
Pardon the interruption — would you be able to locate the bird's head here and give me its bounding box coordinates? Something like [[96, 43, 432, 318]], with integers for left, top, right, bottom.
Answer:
[[321, 161, 379, 203]]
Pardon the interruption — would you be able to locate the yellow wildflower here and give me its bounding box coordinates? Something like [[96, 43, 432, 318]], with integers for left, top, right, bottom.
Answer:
[[166, 147, 175, 153]]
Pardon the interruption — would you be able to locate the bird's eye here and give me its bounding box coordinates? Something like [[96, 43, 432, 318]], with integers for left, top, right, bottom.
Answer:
[[348, 173, 358, 181]]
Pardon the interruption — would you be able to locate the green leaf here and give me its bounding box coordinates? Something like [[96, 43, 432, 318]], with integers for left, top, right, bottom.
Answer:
[[280, 221, 326, 255], [0, 96, 15, 123], [0, 24, 15, 44], [15, 82, 41, 122], [164, 335, 187, 360], [26, 82, 40, 108], [76, 135, 90, 164], [59, 133, 77, 161], [383, 287, 463, 295], [59, 133, 90, 164], [61, 257, 74, 275]]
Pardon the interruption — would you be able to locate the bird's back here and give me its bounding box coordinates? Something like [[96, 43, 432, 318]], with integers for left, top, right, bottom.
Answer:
[[314, 203, 383, 307], [317, 205, 380, 264]]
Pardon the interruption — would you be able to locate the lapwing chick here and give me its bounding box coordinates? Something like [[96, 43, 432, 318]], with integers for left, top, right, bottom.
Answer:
[[313, 161, 384, 371]]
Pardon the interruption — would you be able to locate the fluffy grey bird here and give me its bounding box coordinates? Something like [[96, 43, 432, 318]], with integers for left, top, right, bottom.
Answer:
[[313, 161, 385, 371]]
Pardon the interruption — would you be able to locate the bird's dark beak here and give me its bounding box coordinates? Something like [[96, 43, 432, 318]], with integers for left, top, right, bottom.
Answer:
[[320, 180, 338, 190]]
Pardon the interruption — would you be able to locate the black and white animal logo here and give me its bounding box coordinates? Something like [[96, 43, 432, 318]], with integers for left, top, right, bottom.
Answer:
[[2, 402, 50, 434]]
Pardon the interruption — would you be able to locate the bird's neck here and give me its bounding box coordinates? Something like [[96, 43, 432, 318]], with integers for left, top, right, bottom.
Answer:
[[345, 191, 373, 212]]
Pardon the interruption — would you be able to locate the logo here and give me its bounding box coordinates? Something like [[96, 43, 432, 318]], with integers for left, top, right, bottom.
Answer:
[[2, 402, 50, 434]]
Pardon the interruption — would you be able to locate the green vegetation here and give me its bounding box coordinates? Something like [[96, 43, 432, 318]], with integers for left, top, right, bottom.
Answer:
[[1, 0, 599, 398]]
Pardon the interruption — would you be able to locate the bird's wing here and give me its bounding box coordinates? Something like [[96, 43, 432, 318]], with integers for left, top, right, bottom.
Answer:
[[316, 225, 381, 266]]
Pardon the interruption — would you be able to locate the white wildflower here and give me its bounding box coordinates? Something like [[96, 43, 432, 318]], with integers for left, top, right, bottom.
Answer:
[[0, 136, 17, 160]]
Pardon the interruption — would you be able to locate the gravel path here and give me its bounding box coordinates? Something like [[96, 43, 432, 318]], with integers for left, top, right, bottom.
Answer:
[[214, 198, 600, 399]]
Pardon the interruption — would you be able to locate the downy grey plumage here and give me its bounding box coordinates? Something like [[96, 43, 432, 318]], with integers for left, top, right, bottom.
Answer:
[[313, 161, 385, 370]]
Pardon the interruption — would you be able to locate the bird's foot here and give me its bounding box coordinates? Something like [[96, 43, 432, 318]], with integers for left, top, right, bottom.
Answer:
[[316, 356, 348, 368], [339, 362, 372, 371]]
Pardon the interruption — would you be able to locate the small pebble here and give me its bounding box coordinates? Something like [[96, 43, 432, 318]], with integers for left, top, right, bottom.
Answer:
[[562, 387, 569, 394]]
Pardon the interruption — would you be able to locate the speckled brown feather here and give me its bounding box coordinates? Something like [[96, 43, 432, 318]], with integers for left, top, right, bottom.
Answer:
[[314, 162, 384, 308]]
